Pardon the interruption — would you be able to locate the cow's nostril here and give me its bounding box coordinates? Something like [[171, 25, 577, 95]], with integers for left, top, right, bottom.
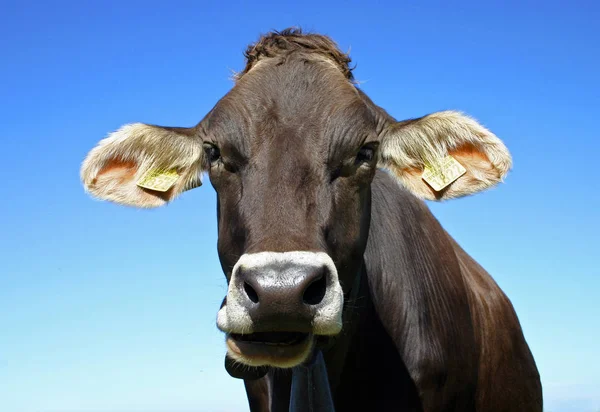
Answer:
[[244, 281, 259, 304], [303, 273, 327, 305]]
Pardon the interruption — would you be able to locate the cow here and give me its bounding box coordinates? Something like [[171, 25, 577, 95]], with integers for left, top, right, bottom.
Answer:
[[80, 28, 542, 411]]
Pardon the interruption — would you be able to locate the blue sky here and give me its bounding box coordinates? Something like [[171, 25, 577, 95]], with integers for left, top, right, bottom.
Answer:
[[1, 1, 598, 411]]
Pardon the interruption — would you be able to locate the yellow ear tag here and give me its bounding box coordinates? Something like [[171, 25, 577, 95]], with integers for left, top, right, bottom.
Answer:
[[422, 155, 466, 192], [136, 168, 180, 192]]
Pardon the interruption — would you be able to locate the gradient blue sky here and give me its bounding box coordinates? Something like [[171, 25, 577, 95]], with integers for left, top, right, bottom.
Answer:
[[1, 1, 598, 411]]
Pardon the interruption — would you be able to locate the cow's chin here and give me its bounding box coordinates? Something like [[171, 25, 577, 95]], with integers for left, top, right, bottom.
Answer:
[[226, 332, 314, 368]]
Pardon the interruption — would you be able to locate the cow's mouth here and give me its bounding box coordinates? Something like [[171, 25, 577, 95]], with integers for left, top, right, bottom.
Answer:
[[226, 332, 313, 367], [231, 331, 308, 345]]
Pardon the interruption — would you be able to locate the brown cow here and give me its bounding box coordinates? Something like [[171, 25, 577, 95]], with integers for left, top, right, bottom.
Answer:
[[80, 28, 542, 411]]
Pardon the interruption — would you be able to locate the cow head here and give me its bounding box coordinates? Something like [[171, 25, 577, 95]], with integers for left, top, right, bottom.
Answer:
[[81, 29, 511, 370]]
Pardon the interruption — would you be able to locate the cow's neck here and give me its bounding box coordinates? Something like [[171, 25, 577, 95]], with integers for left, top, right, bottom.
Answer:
[[322, 259, 421, 410], [322, 170, 447, 409], [321, 259, 369, 392]]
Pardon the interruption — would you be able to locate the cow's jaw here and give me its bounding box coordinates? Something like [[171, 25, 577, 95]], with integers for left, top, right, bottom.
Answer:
[[226, 332, 315, 368]]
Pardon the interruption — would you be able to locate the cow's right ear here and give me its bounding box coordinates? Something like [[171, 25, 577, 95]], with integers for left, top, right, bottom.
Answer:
[[80, 123, 205, 208]]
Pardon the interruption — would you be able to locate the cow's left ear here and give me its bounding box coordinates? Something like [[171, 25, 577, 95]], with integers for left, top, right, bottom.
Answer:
[[81, 123, 205, 208], [378, 111, 512, 200]]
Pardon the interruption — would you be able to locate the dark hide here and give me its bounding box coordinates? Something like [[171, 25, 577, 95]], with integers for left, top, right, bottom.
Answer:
[[183, 29, 542, 411], [80, 28, 542, 411]]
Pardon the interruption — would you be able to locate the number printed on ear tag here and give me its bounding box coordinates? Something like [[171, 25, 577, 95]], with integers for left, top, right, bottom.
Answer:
[[136, 168, 180, 192], [422, 155, 466, 192]]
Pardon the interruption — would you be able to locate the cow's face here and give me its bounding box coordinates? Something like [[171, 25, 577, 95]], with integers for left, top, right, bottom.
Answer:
[[203, 57, 378, 367], [81, 30, 512, 370]]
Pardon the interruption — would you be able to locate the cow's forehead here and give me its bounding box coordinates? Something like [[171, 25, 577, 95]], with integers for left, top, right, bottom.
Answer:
[[205, 56, 376, 161]]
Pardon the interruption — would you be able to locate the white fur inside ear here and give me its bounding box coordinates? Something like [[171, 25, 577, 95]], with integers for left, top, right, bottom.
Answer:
[[81, 123, 205, 208], [379, 111, 512, 200]]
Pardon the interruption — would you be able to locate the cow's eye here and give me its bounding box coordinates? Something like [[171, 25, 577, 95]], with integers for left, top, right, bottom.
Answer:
[[355, 144, 376, 164], [203, 143, 221, 165]]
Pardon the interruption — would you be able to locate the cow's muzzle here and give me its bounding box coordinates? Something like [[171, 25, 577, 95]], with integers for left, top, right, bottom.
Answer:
[[217, 251, 343, 367]]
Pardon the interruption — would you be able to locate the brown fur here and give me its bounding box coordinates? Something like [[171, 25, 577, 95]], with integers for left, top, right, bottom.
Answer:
[[80, 28, 541, 411]]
